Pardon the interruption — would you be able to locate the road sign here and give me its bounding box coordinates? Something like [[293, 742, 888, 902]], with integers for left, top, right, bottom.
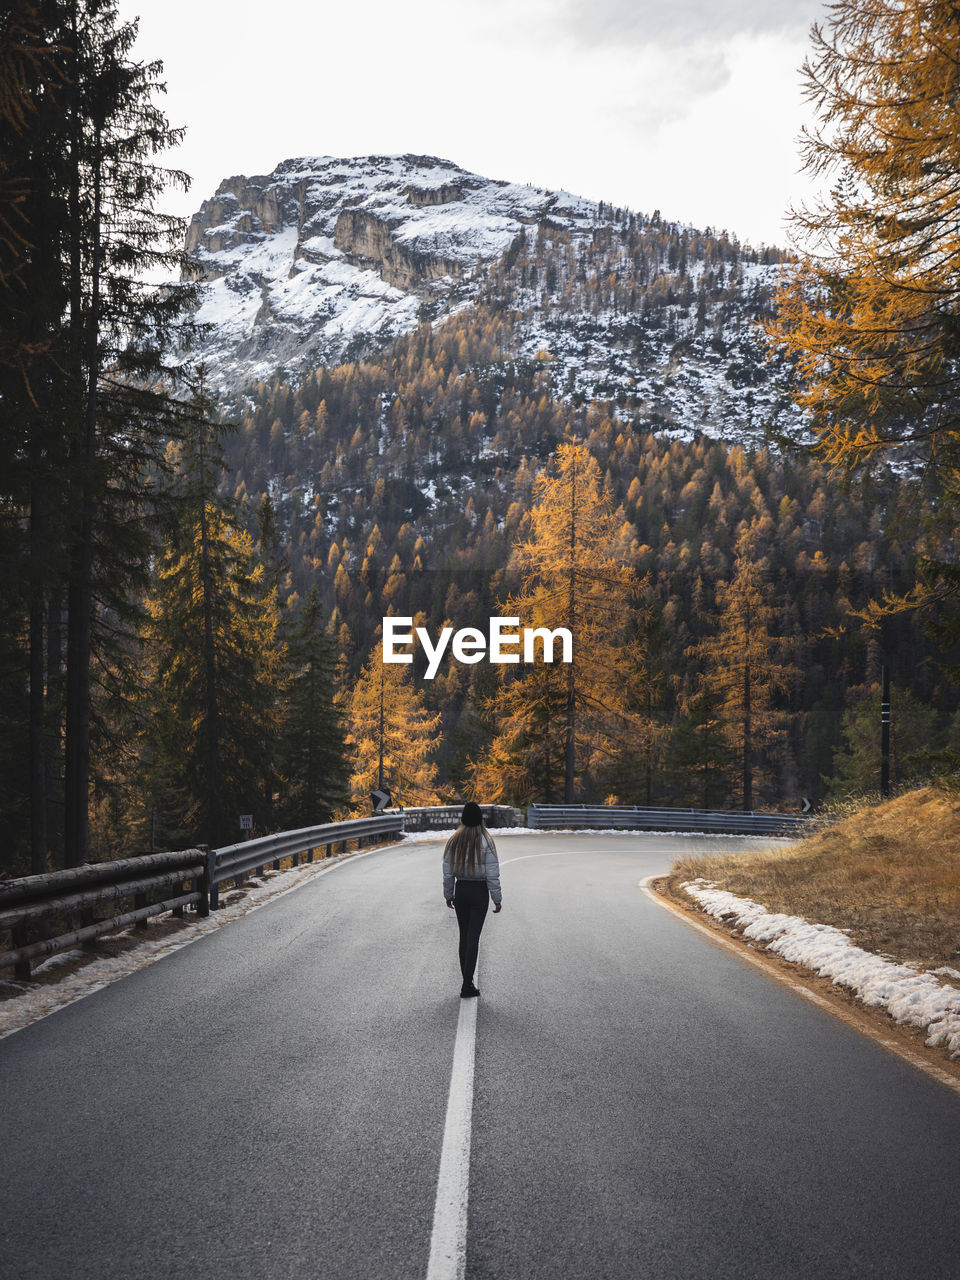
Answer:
[[801, 798, 811, 813], [371, 789, 391, 813], [239, 814, 253, 830]]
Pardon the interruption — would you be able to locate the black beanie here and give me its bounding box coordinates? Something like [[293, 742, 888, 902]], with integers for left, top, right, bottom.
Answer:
[[461, 801, 483, 828]]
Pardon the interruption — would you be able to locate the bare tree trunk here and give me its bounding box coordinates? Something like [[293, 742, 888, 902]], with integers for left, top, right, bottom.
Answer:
[[198, 445, 223, 847], [742, 661, 752, 811], [564, 453, 577, 803], [378, 667, 384, 792], [29, 488, 47, 873], [64, 107, 101, 867], [46, 598, 63, 855]]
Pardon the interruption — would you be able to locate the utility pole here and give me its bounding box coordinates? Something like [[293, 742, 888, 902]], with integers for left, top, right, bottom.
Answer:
[[880, 665, 891, 796]]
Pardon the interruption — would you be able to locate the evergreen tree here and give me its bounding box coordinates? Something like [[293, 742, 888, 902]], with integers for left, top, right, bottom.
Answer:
[[827, 682, 940, 796], [686, 554, 797, 809], [277, 586, 349, 827], [61, 0, 192, 866], [142, 376, 285, 849], [466, 662, 568, 805], [471, 439, 653, 802], [345, 648, 443, 808], [0, 1, 192, 870], [663, 688, 733, 809], [0, 4, 64, 874]]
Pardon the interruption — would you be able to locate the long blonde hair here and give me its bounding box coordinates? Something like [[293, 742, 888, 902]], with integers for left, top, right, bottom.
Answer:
[[444, 823, 492, 877]]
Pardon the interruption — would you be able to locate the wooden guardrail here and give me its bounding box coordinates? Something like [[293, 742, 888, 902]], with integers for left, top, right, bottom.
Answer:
[[526, 804, 811, 836], [0, 803, 527, 980], [0, 850, 208, 980]]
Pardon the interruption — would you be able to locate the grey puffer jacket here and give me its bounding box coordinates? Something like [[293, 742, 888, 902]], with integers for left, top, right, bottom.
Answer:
[[443, 831, 502, 905]]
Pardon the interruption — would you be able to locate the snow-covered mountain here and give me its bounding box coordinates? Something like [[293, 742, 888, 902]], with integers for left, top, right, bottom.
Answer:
[[184, 153, 596, 387], [183, 153, 802, 446]]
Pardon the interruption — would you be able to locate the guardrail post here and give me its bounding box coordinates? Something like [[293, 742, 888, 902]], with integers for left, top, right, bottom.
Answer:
[[81, 905, 98, 951], [197, 849, 211, 918], [206, 846, 220, 911], [12, 925, 31, 980]]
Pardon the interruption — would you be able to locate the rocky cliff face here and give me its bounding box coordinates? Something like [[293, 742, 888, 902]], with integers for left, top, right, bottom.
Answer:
[[181, 153, 800, 452], [182, 154, 596, 389]]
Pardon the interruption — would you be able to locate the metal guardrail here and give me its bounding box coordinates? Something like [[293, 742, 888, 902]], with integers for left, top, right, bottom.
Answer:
[[0, 850, 208, 980], [1, 806, 527, 977], [399, 805, 524, 831], [16, 801, 799, 979], [0, 815, 415, 975], [208, 807, 525, 904], [208, 814, 405, 909], [526, 804, 811, 836]]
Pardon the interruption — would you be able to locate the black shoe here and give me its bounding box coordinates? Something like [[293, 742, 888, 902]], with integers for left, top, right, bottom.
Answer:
[[460, 982, 480, 998]]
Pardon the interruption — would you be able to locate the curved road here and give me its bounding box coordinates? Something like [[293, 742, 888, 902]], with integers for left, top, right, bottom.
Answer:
[[2, 833, 959, 1279]]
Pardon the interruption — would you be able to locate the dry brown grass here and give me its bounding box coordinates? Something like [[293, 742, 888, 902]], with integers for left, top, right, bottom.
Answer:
[[668, 786, 960, 970]]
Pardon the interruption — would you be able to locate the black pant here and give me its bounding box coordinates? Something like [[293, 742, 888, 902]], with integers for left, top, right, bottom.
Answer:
[[453, 879, 489, 983]]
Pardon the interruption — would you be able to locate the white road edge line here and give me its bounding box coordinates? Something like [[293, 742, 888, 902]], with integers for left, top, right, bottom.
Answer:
[[639, 875, 960, 1098], [426, 980, 479, 1280]]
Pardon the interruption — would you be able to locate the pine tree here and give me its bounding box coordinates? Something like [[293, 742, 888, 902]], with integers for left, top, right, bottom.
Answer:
[[345, 648, 443, 808], [0, 1, 193, 870], [277, 586, 349, 827], [61, 1, 193, 866], [142, 376, 285, 849], [0, 4, 66, 874], [768, 0, 960, 603], [827, 682, 940, 796], [663, 688, 733, 809], [685, 555, 797, 809], [472, 439, 653, 802]]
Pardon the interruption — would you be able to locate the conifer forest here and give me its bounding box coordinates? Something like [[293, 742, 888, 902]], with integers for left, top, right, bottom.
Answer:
[[3, 0, 960, 877]]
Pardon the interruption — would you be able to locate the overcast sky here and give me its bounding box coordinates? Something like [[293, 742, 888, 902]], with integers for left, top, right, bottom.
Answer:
[[121, 0, 828, 249]]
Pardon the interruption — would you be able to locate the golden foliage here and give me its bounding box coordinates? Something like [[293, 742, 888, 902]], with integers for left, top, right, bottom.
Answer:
[[469, 440, 657, 802], [685, 551, 799, 807], [769, 0, 960, 469], [344, 650, 444, 808]]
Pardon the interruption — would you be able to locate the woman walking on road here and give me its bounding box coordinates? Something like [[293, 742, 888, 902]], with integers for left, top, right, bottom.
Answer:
[[443, 802, 502, 998]]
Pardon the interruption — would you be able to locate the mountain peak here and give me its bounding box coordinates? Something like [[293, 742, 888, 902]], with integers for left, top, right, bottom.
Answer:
[[181, 153, 795, 455], [182, 153, 603, 389]]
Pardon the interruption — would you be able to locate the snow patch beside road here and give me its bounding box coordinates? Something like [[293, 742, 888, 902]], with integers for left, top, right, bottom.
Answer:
[[682, 879, 960, 1058]]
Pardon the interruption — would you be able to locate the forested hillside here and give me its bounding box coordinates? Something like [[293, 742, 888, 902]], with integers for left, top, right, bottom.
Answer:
[[4, 2, 957, 880], [213, 283, 951, 816]]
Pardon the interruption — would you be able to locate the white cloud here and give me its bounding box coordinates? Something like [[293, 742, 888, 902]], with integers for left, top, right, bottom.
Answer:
[[122, 0, 826, 248], [554, 0, 814, 43]]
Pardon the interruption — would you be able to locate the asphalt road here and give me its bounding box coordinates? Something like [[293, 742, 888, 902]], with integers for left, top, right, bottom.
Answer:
[[2, 833, 960, 1280]]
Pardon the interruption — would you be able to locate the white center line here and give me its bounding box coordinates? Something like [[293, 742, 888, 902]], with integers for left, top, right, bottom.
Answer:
[[425, 846, 646, 1277], [426, 978, 479, 1280]]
